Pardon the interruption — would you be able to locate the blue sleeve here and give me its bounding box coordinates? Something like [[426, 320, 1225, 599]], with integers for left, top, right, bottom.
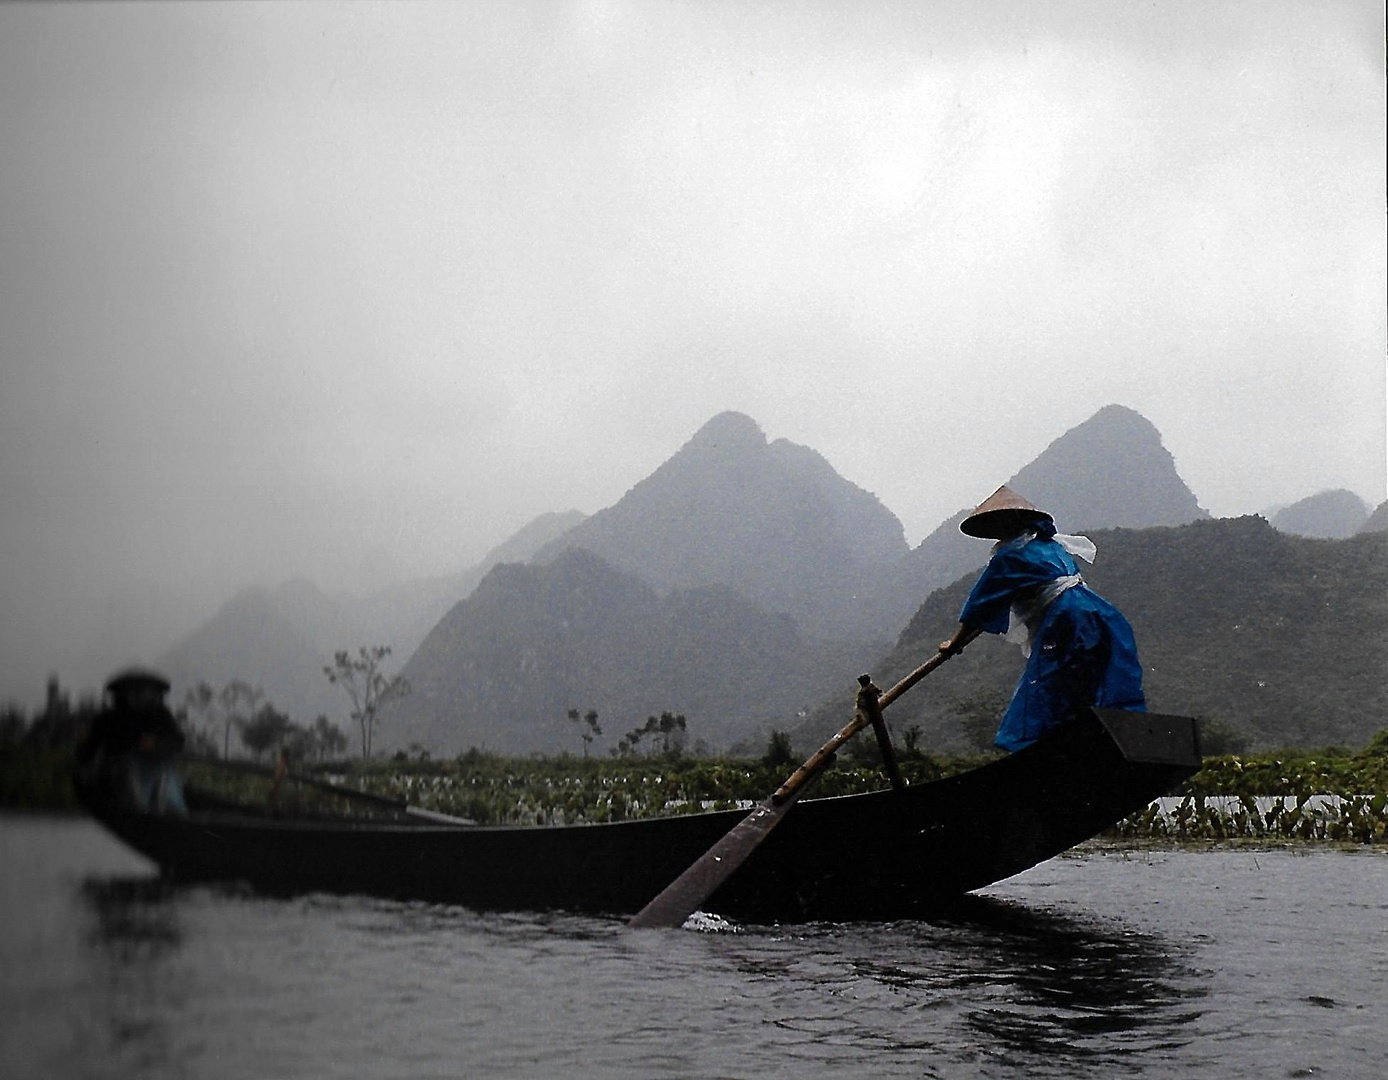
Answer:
[[959, 551, 1022, 634], [959, 538, 1075, 635]]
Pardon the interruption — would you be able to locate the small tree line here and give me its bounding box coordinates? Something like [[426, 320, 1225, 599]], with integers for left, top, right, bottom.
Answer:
[[182, 643, 411, 761], [2, 641, 411, 766], [564, 707, 693, 759], [181, 680, 349, 763]]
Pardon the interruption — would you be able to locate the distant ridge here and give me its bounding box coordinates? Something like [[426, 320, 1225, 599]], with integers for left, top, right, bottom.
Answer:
[[1270, 489, 1371, 539], [385, 547, 882, 757], [795, 517, 1387, 755], [534, 411, 909, 641], [157, 583, 352, 720], [156, 509, 587, 726], [350, 508, 588, 662], [866, 404, 1209, 638]]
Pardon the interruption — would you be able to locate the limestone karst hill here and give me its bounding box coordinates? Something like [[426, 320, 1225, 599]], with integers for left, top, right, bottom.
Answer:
[[385, 546, 883, 757], [532, 410, 910, 642], [1270, 489, 1372, 539], [157, 510, 585, 726], [386, 405, 1217, 757], [864, 403, 1209, 640]]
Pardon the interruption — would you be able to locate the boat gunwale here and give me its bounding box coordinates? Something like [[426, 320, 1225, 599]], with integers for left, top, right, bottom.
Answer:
[[85, 707, 1201, 839]]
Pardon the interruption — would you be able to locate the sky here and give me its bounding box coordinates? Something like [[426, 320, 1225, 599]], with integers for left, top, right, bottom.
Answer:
[[2, 0, 1384, 706]]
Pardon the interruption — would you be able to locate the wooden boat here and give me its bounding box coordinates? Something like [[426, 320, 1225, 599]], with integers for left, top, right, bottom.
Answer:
[[77, 707, 1200, 924]]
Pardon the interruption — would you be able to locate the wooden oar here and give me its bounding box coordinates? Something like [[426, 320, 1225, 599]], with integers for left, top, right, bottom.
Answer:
[[628, 629, 981, 929]]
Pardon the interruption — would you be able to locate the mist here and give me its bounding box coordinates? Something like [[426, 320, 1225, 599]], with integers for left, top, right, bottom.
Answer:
[[1, 0, 1383, 706]]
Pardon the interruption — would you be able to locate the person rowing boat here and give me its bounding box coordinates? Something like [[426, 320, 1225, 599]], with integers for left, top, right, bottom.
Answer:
[[75, 667, 188, 815], [938, 486, 1147, 753]]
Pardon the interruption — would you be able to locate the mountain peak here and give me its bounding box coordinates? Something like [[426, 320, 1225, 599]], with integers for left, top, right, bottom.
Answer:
[[1272, 489, 1371, 539], [1006, 404, 1207, 532], [532, 411, 907, 639], [871, 404, 1209, 641], [682, 411, 767, 453], [1088, 402, 1154, 429]]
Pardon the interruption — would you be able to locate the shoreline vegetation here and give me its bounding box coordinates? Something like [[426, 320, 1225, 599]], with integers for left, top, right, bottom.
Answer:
[[4, 729, 1385, 844]]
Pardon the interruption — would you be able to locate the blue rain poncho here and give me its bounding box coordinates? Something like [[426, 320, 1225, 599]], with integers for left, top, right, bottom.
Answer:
[[959, 520, 1145, 752]]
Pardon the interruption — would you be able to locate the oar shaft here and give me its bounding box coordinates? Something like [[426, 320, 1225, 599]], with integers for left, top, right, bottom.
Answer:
[[878, 627, 982, 709], [771, 630, 982, 804], [772, 709, 872, 803]]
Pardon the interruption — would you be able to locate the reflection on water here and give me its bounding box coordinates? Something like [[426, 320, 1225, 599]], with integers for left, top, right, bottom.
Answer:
[[70, 874, 1208, 1078], [726, 895, 1205, 1076], [4, 820, 1384, 1080], [83, 877, 183, 955], [78, 878, 188, 1076], [942, 897, 1205, 1072]]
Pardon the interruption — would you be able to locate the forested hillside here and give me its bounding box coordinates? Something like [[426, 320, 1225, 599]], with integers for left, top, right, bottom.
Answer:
[[388, 547, 886, 756], [867, 404, 1209, 639]]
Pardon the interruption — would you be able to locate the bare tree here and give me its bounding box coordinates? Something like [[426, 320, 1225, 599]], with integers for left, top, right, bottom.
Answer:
[[322, 646, 410, 758]]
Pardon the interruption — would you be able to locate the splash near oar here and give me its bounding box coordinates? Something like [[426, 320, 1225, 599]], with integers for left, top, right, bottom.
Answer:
[[627, 699, 873, 929]]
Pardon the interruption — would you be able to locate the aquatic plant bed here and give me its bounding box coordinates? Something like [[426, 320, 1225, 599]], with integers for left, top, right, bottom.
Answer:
[[309, 740, 1388, 833], [313, 753, 965, 826], [1179, 740, 1388, 800], [147, 769, 1388, 844], [6, 733, 1387, 844], [1112, 793, 1387, 843]]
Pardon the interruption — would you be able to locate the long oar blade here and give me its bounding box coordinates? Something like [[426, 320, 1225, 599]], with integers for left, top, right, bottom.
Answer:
[[628, 706, 873, 929], [626, 792, 802, 929]]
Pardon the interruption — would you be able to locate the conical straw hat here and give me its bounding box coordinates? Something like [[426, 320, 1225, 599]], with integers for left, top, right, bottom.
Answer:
[[959, 485, 1053, 539], [105, 666, 171, 695]]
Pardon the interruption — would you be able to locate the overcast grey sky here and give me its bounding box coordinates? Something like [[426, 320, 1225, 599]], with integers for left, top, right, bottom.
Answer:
[[2, 0, 1384, 703]]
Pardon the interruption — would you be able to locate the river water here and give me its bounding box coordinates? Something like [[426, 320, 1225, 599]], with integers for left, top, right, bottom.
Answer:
[[2, 815, 1384, 1079]]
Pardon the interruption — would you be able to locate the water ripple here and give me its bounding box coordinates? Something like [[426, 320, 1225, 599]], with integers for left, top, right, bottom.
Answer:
[[3, 821, 1385, 1079]]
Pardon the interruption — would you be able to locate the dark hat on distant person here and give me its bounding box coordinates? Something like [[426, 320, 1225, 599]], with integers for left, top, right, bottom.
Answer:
[[959, 485, 1053, 539], [104, 667, 171, 697]]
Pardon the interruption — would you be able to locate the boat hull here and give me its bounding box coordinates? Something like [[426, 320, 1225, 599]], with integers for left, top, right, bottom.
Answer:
[[79, 708, 1200, 923]]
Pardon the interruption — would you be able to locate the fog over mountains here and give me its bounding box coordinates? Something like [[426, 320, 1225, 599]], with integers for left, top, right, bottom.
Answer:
[[530, 410, 909, 642], [155, 510, 585, 721], [146, 403, 1384, 757], [382, 404, 1212, 755]]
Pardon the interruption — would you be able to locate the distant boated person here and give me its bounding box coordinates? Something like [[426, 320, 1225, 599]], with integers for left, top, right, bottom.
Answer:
[[76, 667, 187, 815], [937, 486, 1146, 752]]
